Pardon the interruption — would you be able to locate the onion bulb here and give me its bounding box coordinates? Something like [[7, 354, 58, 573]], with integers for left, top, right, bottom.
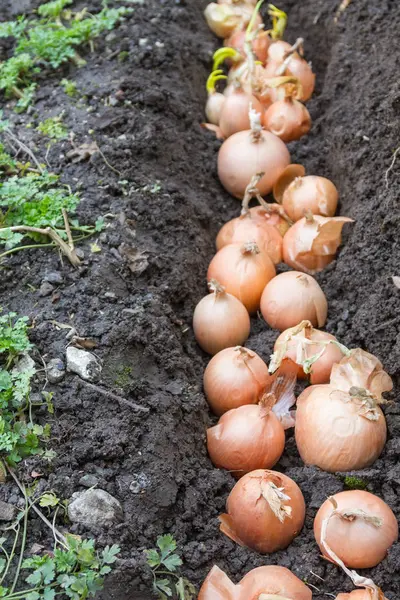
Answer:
[[273, 163, 306, 203], [206, 361, 297, 475], [219, 469, 305, 553], [263, 98, 311, 142], [193, 280, 250, 354], [282, 215, 354, 274], [203, 346, 271, 415], [314, 491, 398, 569], [260, 271, 328, 331], [207, 241, 276, 313], [218, 107, 290, 199], [330, 348, 393, 401], [198, 564, 312, 600], [225, 28, 270, 64], [204, 2, 261, 38], [219, 90, 263, 138], [295, 384, 387, 472], [207, 401, 285, 477], [271, 320, 346, 384], [264, 40, 315, 102], [282, 175, 339, 221], [336, 591, 384, 600], [205, 70, 227, 125]]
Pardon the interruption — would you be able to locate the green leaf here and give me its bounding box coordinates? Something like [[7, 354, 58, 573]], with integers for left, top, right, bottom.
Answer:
[[145, 548, 160, 568], [175, 577, 185, 600], [162, 553, 182, 572], [39, 492, 60, 508], [101, 544, 120, 564], [43, 588, 56, 600], [0, 558, 6, 575], [157, 534, 176, 560], [26, 570, 42, 585], [155, 578, 173, 597], [26, 593, 40, 600]]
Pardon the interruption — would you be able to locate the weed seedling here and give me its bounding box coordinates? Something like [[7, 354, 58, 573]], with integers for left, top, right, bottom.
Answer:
[[37, 115, 68, 141], [145, 535, 196, 600]]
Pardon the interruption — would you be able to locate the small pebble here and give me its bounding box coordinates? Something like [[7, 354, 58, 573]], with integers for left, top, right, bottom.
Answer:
[[39, 281, 54, 297], [44, 271, 63, 285], [47, 358, 66, 384], [79, 474, 99, 488]]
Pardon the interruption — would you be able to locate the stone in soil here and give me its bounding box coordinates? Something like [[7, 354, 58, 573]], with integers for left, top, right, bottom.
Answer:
[[66, 347, 102, 382], [68, 489, 123, 528]]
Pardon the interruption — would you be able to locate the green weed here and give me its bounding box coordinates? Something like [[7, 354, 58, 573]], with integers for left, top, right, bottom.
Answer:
[[145, 535, 196, 600]]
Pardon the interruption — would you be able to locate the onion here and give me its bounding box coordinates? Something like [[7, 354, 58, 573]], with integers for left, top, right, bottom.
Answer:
[[282, 175, 339, 221], [225, 28, 270, 64], [198, 564, 312, 600], [193, 280, 250, 354], [314, 491, 398, 569], [263, 98, 311, 142], [260, 271, 328, 331], [295, 384, 387, 472], [218, 108, 290, 199], [336, 592, 377, 600], [207, 401, 285, 477], [282, 215, 354, 274], [271, 321, 346, 384], [204, 2, 261, 38], [203, 346, 271, 415], [330, 348, 393, 401], [207, 241, 276, 313], [219, 469, 305, 553], [219, 90, 263, 138], [205, 70, 227, 125], [273, 164, 306, 203], [264, 40, 315, 102]]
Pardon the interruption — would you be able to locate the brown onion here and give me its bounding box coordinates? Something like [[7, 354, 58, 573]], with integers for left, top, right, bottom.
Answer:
[[260, 271, 328, 331], [282, 175, 339, 221], [314, 491, 398, 569], [282, 215, 354, 274], [203, 346, 271, 415], [225, 28, 270, 64], [295, 384, 387, 472], [193, 280, 250, 354], [219, 90, 263, 138], [207, 241, 276, 314], [273, 164, 306, 203], [216, 210, 283, 264], [219, 469, 305, 553], [207, 401, 285, 477], [218, 108, 290, 199], [272, 321, 346, 384], [330, 348, 393, 401], [264, 40, 315, 102], [204, 2, 261, 38], [198, 564, 311, 600], [263, 98, 311, 142], [336, 592, 377, 600]]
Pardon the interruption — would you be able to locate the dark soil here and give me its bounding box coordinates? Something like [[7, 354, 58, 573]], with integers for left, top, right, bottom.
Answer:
[[1, 0, 400, 598]]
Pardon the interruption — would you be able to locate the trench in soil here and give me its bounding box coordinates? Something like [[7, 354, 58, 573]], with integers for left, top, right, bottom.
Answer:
[[1, 0, 400, 599]]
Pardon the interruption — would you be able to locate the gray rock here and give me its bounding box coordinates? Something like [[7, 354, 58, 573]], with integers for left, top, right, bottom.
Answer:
[[39, 281, 54, 297], [79, 474, 99, 488], [47, 358, 66, 384], [68, 489, 123, 528], [44, 271, 63, 285], [13, 354, 35, 374], [66, 347, 101, 382], [0, 500, 17, 521]]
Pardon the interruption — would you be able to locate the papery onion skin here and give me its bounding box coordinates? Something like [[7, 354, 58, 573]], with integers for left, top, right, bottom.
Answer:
[[207, 242, 276, 314], [282, 216, 353, 274], [314, 490, 399, 569], [295, 384, 387, 472], [274, 327, 344, 384], [206, 92, 226, 125], [219, 469, 306, 553], [203, 346, 271, 415], [193, 285, 250, 354], [260, 271, 328, 331], [204, 2, 261, 38], [282, 175, 339, 222], [216, 210, 283, 264], [207, 404, 285, 476], [198, 564, 312, 600], [219, 91, 264, 138], [263, 98, 311, 143], [273, 164, 306, 204], [218, 129, 291, 199]]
